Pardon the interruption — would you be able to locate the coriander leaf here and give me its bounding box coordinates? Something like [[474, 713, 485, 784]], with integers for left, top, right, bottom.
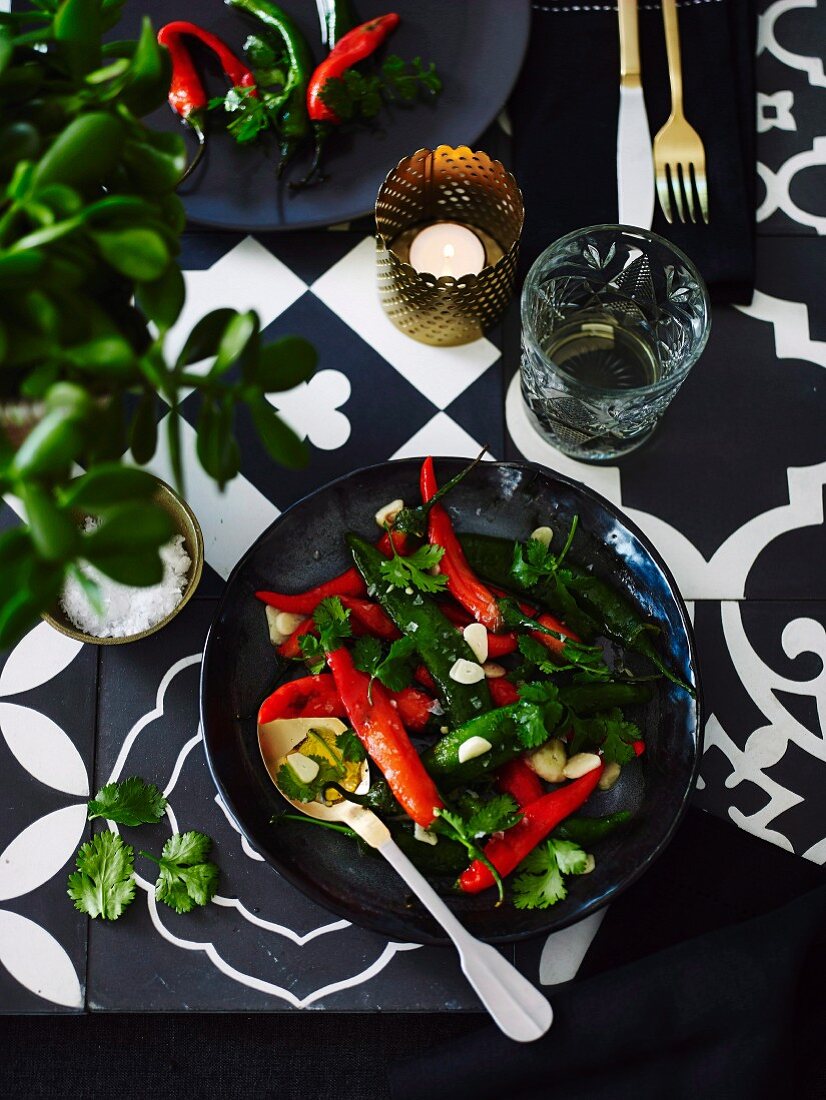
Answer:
[[276, 756, 342, 803], [337, 729, 366, 763], [319, 56, 441, 124], [275, 729, 353, 803], [551, 838, 588, 875], [276, 762, 316, 802], [243, 33, 288, 85], [435, 807, 505, 903], [352, 634, 383, 677], [209, 84, 281, 146], [381, 55, 442, 103], [87, 776, 167, 827], [373, 635, 417, 691], [513, 851, 565, 909], [160, 830, 212, 866], [518, 680, 560, 705], [464, 794, 521, 838], [144, 831, 219, 915], [319, 70, 384, 121], [510, 516, 579, 590], [568, 708, 640, 763], [600, 717, 641, 765], [512, 701, 551, 749], [511, 538, 555, 588], [512, 837, 588, 910], [380, 544, 448, 594], [517, 680, 564, 735], [314, 596, 352, 652], [298, 631, 326, 674], [515, 625, 610, 681], [517, 634, 558, 675], [67, 831, 135, 920], [354, 634, 416, 695]]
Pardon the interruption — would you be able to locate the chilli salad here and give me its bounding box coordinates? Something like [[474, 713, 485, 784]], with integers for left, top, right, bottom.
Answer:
[[257, 457, 692, 909]]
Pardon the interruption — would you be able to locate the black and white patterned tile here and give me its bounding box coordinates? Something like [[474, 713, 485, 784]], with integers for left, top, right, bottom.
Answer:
[[756, 0, 826, 235], [0, 626, 96, 1012]]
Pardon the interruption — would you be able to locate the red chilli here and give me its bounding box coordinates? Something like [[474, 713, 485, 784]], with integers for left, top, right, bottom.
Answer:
[[420, 457, 503, 633], [459, 764, 604, 894]]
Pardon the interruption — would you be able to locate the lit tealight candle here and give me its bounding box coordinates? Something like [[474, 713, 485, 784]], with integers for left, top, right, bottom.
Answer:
[[408, 222, 486, 278]]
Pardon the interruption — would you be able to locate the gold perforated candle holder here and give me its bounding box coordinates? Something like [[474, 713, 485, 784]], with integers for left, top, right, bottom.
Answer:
[[375, 146, 524, 346]]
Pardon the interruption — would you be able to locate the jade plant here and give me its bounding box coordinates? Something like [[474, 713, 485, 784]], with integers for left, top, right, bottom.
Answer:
[[0, 0, 316, 647]]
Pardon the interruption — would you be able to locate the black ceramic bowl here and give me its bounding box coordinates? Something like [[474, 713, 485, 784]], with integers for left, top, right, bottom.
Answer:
[[201, 459, 701, 944]]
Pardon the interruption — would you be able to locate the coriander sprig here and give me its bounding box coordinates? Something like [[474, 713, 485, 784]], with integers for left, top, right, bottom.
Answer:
[[379, 542, 448, 595], [512, 838, 590, 910], [67, 832, 136, 921], [87, 776, 167, 827], [140, 832, 220, 915], [352, 634, 418, 695], [511, 516, 579, 588], [318, 54, 442, 124], [435, 807, 507, 904], [67, 777, 221, 922]]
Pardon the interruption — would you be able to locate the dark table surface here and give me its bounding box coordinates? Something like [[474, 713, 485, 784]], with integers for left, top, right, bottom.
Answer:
[[1, 0, 825, 1015]]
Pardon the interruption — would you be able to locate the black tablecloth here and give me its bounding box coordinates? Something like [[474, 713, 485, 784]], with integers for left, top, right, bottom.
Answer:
[[390, 807, 826, 1100], [510, 0, 758, 303]]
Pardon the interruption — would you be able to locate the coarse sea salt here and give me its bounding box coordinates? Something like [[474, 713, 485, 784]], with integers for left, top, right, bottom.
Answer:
[[60, 523, 192, 639]]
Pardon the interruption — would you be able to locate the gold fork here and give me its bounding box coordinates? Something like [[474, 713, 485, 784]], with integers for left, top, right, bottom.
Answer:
[[653, 0, 709, 224]]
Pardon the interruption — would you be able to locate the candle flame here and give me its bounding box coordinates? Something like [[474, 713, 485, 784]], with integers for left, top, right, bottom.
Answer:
[[443, 243, 455, 260]]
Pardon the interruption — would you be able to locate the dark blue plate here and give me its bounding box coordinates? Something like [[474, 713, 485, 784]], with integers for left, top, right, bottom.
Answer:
[[201, 459, 702, 944], [119, 1, 531, 230]]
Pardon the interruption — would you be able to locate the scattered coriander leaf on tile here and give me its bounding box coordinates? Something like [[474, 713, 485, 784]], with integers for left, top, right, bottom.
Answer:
[[87, 776, 167, 826], [142, 831, 219, 915], [67, 831, 136, 920]]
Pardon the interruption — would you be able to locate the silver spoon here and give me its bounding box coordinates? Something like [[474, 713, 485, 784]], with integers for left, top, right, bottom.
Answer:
[[259, 716, 553, 1042]]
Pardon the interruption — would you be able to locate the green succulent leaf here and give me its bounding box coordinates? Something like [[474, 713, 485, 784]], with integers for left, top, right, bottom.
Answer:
[[54, 0, 101, 82], [248, 394, 308, 469], [177, 308, 236, 367], [134, 263, 184, 332], [19, 483, 79, 562], [64, 335, 136, 380], [11, 408, 85, 479], [61, 464, 157, 511], [83, 549, 164, 587], [255, 336, 317, 392], [0, 589, 43, 649], [83, 500, 175, 554], [92, 227, 169, 281], [32, 113, 123, 191], [211, 310, 258, 378], [0, 250, 44, 285], [120, 129, 186, 193], [119, 15, 170, 116], [129, 388, 158, 465], [196, 397, 240, 489]]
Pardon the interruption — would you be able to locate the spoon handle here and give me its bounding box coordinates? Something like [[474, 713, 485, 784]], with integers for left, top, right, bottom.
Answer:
[[378, 837, 553, 1042]]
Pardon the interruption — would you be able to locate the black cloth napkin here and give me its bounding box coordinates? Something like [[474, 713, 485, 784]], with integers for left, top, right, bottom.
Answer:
[[388, 808, 826, 1100], [509, 1, 757, 304]]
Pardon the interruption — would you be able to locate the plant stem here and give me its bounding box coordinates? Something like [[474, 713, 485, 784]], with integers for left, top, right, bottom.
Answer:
[[270, 813, 356, 837]]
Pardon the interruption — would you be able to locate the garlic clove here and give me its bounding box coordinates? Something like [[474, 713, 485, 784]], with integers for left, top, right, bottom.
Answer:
[[449, 658, 485, 684], [462, 622, 489, 664]]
